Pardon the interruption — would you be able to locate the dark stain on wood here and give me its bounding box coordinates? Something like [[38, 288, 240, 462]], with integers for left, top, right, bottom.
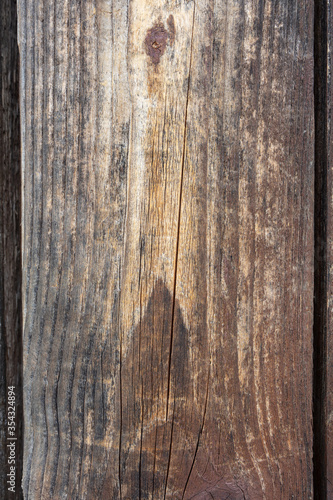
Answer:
[[145, 21, 173, 66], [167, 15, 176, 46], [119, 279, 195, 498]]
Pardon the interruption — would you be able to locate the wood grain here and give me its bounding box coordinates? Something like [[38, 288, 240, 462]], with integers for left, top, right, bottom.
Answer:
[[19, 0, 314, 498], [0, 0, 22, 497], [326, 0, 333, 497]]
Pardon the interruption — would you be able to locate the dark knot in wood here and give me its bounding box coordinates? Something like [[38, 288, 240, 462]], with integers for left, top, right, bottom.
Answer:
[[144, 24, 169, 66]]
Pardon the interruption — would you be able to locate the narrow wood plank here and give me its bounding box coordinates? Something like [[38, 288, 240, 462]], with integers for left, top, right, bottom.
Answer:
[[19, 0, 314, 498], [19, 0, 130, 497], [177, 1, 314, 497], [326, 0, 333, 496], [0, 0, 22, 496]]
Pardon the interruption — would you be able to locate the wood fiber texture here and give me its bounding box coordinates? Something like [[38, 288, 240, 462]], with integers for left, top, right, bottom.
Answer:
[[0, 0, 22, 497], [327, 0, 333, 497], [18, 0, 314, 498]]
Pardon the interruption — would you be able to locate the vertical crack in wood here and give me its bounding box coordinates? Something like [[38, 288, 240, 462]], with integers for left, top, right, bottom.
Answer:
[[119, 280, 123, 500], [139, 379, 144, 500], [164, 399, 176, 500], [313, 0, 328, 497], [166, 1, 196, 423], [181, 367, 210, 500]]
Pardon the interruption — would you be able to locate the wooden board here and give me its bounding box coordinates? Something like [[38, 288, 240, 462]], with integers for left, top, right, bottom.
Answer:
[[0, 0, 22, 497], [327, 0, 333, 497], [18, 0, 314, 498]]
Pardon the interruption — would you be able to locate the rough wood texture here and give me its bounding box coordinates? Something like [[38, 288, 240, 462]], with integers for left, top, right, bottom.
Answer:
[[327, 0, 333, 497], [19, 0, 314, 498], [0, 0, 22, 497]]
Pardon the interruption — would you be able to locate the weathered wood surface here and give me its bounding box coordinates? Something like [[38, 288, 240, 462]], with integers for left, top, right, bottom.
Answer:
[[327, 0, 333, 497], [19, 0, 314, 498], [0, 0, 22, 497]]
